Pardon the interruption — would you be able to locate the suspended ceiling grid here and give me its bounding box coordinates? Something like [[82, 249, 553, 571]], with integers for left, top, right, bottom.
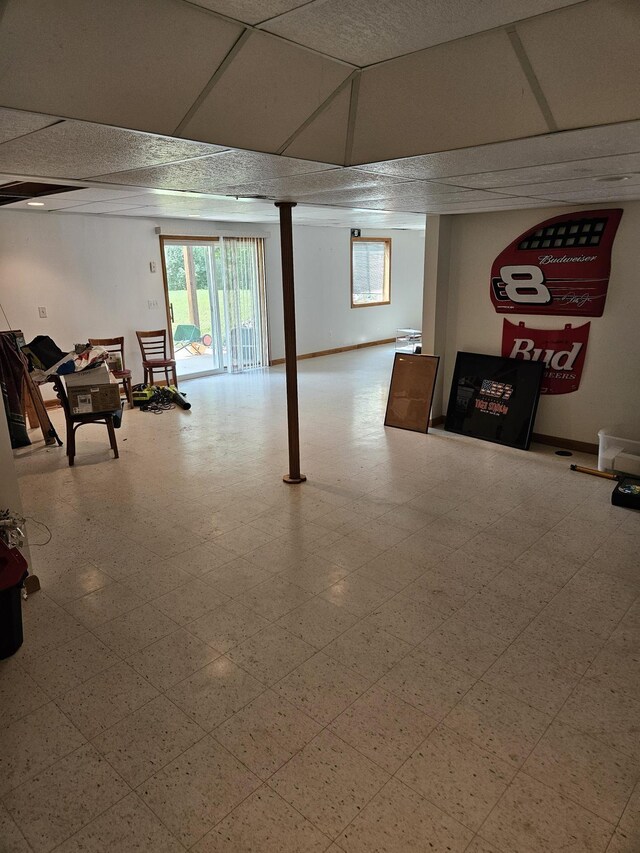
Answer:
[[0, 0, 638, 222]]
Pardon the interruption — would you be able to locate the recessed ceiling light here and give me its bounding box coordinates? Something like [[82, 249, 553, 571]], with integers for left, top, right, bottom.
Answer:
[[27, 200, 45, 206], [188, 214, 201, 217], [594, 175, 631, 182]]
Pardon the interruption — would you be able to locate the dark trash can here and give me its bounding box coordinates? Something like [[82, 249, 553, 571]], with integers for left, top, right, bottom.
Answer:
[[0, 539, 28, 659]]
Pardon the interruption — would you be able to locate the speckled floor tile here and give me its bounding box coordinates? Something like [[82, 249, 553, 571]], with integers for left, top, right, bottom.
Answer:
[[186, 598, 270, 652], [23, 631, 119, 697], [193, 785, 330, 852], [337, 778, 472, 852], [330, 685, 436, 773], [481, 772, 614, 853], [274, 652, 370, 725], [127, 627, 218, 691], [3, 743, 129, 853], [0, 658, 49, 727], [276, 596, 359, 648], [53, 792, 183, 853], [138, 735, 260, 847], [0, 802, 31, 853], [55, 660, 158, 739], [167, 655, 264, 730], [214, 689, 321, 780], [322, 622, 412, 682], [558, 676, 640, 762], [268, 729, 389, 839], [0, 702, 85, 797], [92, 694, 203, 787], [523, 720, 640, 822], [93, 603, 180, 657], [484, 643, 581, 715], [444, 680, 552, 768], [397, 725, 515, 831], [420, 618, 509, 678], [379, 647, 474, 719], [226, 624, 316, 685]]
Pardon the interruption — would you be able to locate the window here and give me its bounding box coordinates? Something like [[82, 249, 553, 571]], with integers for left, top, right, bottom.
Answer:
[[351, 237, 391, 307]]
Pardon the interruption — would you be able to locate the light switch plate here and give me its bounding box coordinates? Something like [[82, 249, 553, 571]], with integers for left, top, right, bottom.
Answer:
[[38, 306, 47, 318]]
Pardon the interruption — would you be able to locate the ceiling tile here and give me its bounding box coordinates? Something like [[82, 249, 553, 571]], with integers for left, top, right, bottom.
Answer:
[[436, 152, 640, 189], [517, 0, 640, 129], [424, 197, 561, 213], [353, 121, 640, 178], [496, 173, 640, 198], [186, 1, 307, 25], [0, 108, 59, 144], [181, 31, 352, 152], [0, 0, 243, 134], [293, 180, 480, 205], [94, 150, 336, 192], [351, 29, 548, 163], [283, 84, 351, 165], [261, 0, 583, 66], [57, 202, 151, 214], [0, 121, 226, 180], [215, 168, 410, 198], [532, 185, 640, 202]]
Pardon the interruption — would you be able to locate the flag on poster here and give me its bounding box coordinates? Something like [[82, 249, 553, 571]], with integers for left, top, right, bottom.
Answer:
[[501, 320, 590, 395], [490, 209, 622, 317]]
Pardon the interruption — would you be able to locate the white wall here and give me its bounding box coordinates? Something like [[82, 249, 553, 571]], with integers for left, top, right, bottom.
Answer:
[[439, 202, 640, 446], [0, 211, 424, 397], [270, 226, 425, 358]]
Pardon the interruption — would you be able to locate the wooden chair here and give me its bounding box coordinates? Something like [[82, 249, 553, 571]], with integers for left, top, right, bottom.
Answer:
[[136, 329, 177, 386], [88, 336, 133, 407], [51, 375, 119, 467]]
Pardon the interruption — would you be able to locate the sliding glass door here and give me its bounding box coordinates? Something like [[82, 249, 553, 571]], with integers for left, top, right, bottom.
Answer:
[[161, 237, 268, 379]]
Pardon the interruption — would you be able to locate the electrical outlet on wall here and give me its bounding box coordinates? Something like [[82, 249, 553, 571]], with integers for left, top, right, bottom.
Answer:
[[38, 306, 47, 318], [149, 261, 157, 273], [147, 299, 159, 309]]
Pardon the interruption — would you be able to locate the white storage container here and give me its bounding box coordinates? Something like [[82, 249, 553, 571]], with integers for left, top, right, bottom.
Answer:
[[598, 430, 640, 474]]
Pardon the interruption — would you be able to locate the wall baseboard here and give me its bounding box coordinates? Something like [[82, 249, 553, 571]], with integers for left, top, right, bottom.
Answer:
[[269, 338, 395, 366], [531, 432, 598, 455], [44, 399, 60, 410], [427, 417, 597, 454]]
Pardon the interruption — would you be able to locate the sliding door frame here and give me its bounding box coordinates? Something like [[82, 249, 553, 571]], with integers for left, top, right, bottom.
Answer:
[[159, 235, 223, 379]]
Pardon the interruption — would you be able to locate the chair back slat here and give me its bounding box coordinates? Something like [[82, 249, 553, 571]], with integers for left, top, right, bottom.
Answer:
[[88, 336, 126, 370], [136, 330, 168, 361]]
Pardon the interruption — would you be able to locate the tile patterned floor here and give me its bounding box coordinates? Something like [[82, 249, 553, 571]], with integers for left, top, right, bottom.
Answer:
[[3, 345, 640, 852]]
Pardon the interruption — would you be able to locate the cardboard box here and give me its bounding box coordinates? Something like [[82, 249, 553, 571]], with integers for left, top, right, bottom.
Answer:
[[64, 363, 111, 388], [68, 379, 121, 414]]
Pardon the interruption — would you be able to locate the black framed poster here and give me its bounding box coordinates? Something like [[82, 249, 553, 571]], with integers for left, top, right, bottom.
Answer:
[[385, 353, 439, 433], [444, 351, 544, 450]]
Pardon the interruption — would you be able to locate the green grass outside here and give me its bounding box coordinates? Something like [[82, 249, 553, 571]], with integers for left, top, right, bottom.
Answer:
[[168, 290, 255, 345]]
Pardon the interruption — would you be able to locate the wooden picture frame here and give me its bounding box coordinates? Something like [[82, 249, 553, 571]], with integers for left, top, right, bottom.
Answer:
[[384, 352, 440, 433]]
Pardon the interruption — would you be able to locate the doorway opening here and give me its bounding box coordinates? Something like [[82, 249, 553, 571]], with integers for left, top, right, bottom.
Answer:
[[159, 236, 269, 379]]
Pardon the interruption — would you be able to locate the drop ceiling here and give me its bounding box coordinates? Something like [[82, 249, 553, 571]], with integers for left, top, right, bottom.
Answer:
[[0, 0, 638, 224]]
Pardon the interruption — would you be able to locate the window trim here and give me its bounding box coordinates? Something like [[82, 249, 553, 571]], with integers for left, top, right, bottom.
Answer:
[[350, 237, 392, 308]]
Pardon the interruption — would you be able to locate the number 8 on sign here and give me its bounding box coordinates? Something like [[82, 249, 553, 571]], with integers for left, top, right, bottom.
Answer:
[[498, 265, 551, 304]]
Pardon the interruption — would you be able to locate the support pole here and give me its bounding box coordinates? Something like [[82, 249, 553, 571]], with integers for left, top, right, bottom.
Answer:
[[275, 202, 306, 485]]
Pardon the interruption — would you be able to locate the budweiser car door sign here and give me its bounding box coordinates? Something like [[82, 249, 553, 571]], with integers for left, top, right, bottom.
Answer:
[[490, 209, 622, 317], [502, 320, 590, 395]]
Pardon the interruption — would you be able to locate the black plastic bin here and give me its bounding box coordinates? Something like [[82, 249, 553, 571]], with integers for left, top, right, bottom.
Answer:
[[0, 539, 28, 659], [0, 582, 24, 659]]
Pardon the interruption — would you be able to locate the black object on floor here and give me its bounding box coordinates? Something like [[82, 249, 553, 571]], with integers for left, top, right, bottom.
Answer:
[[612, 477, 640, 511], [555, 450, 573, 456]]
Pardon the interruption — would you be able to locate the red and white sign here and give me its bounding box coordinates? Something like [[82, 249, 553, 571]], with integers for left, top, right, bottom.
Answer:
[[491, 209, 622, 317], [501, 320, 590, 395]]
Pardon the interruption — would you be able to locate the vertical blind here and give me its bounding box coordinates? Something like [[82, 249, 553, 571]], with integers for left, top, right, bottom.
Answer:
[[219, 237, 268, 373]]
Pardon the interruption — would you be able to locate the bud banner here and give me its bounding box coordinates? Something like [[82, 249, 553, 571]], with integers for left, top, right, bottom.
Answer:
[[501, 320, 590, 395], [491, 209, 622, 317]]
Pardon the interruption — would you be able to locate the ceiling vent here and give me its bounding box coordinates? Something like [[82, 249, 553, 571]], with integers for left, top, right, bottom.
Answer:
[[0, 181, 84, 207]]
